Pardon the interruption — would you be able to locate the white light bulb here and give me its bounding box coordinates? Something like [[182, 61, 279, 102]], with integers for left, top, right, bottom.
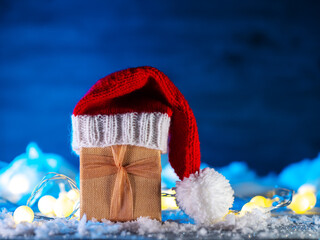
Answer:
[[13, 206, 34, 224], [38, 195, 56, 216], [298, 184, 316, 194], [67, 189, 80, 202], [54, 195, 74, 218]]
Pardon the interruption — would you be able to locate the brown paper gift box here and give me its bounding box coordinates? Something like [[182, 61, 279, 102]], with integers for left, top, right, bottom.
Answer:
[[80, 145, 162, 222]]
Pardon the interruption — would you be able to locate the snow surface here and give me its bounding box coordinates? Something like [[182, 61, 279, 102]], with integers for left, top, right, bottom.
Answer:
[[0, 208, 319, 239]]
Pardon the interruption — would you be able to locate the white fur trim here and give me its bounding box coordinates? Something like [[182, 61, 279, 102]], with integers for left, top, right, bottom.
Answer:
[[71, 113, 170, 154]]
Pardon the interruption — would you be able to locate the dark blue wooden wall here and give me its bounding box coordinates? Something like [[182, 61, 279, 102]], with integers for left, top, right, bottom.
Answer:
[[0, 0, 319, 175]]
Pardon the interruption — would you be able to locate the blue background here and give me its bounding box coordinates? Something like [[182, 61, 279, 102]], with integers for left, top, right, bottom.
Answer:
[[0, 0, 319, 175]]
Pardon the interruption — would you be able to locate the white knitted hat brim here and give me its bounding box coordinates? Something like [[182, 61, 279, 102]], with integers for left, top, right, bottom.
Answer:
[[71, 112, 170, 154]]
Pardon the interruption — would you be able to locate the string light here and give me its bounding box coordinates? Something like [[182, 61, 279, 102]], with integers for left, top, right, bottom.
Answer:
[[13, 173, 79, 225], [303, 192, 316, 210], [161, 189, 179, 210], [67, 189, 80, 202], [27, 172, 79, 219], [38, 195, 56, 216], [160, 187, 293, 217], [13, 206, 34, 224], [287, 184, 317, 214], [54, 194, 75, 218], [298, 184, 316, 194], [239, 189, 293, 216], [72, 200, 80, 218], [239, 195, 273, 215], [250, 196, 273, 208], [13, 171, 297, 223], [297, 184, 317, 210], [27, 172, 78, 207], [240, 202, 261, 215], [288, 193, 310, 214], [11, 172, 79, 224]]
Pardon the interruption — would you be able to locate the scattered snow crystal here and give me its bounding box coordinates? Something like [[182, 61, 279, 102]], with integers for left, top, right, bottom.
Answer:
[[0, 208, 319, 239]]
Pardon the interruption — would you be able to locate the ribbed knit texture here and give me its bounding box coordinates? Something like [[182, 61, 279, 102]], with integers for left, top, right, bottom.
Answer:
[[73, 66, 201, 180], [72, 113, 171, 154]]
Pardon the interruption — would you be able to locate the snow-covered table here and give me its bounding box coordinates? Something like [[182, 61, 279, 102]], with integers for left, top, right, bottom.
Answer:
[[0, 208, 319, 240]]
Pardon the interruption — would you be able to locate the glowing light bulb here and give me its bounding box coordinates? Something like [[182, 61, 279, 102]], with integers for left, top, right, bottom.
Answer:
[[303, 192, 317, 210], [53, 195, 74, 218], [288, 193, 310, 214], [13, 206, 34, 224], [265, 198, 273, 207], [240, 202, 262, 215], [297, 184, 316, 210], [38, 195, 56, 216], [298, 184, 316, 194], [250, 196, 272, 208], [67, 189, 80, 202], [161, 189, 179, 210]]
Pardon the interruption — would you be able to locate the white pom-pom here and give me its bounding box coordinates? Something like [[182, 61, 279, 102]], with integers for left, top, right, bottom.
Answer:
[[175, 168, 234, 225]]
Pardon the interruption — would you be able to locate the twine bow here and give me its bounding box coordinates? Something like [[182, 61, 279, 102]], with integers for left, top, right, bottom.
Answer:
[[81, 145, 161, 221]]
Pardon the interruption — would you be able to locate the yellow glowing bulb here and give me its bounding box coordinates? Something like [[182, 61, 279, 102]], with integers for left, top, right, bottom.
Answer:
[[250, 196, 272, 208], [13, 206, 34, 224], [58, 191, 68, 199], [161, 189, 179, 210], [265, 198, 273, 207], [240, 202, 261, 215], [38, 195, 56, 216], [288, 193, 310, 214], [303, 192, 317, 210], [67, 189, 80, 202], [298, 184, 316, 194], [53, 195, 74, 218]]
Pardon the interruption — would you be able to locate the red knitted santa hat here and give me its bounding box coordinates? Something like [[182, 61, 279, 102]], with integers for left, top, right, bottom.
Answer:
[[72, 66, 200, 180]]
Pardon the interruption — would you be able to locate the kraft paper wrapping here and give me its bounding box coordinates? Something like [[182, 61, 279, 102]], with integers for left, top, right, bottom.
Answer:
[[80, 145, 162, 222]]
